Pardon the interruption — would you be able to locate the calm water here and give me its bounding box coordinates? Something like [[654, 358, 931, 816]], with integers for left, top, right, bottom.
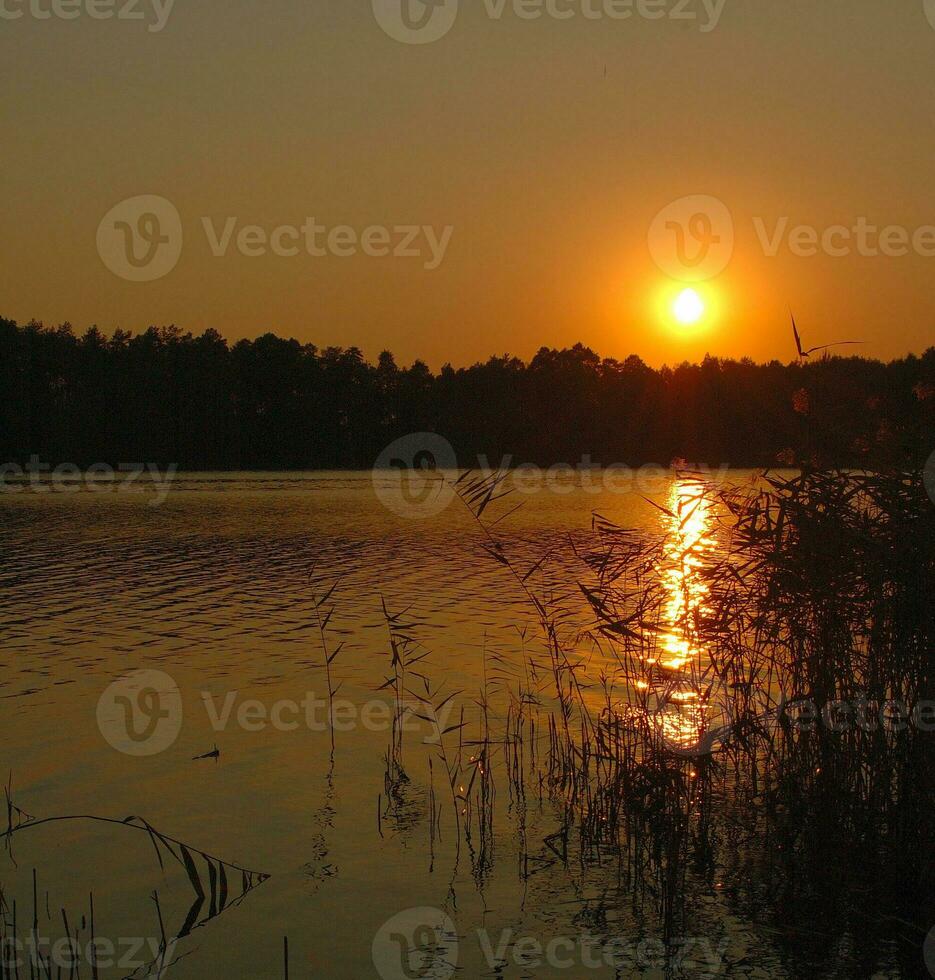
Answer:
[[0, 470, 792, 978]]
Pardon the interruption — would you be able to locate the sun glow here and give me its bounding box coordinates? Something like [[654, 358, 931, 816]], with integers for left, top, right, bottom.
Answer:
[[673, 288, 705, 325], [647, 279, 724, 339]]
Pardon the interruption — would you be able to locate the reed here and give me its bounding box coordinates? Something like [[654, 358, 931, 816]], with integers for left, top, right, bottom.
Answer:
[[1, 809, 271, 979], [392, 464, 933, 975], [308, 571, 344, 756]]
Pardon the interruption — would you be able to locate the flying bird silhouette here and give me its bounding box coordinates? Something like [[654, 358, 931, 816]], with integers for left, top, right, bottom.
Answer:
[[791, 314, 863, 359]]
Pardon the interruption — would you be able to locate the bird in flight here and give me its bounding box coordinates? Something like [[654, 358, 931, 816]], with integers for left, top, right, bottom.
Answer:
[[792, 314, 864, 359]]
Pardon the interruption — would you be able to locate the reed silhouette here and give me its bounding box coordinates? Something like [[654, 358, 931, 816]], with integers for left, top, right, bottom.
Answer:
[[372, 461, 934, 976]]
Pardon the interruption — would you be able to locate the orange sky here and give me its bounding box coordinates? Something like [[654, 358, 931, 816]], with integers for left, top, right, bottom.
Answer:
[[2, 1, 934, 367]]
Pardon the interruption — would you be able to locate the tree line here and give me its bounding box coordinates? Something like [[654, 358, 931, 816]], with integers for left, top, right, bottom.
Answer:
[[1, 317, 932, 471]]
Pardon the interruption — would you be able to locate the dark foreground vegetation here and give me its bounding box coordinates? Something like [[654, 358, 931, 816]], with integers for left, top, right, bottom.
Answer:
[[1, 317, 932, 469], [384, 466, 934, 976]]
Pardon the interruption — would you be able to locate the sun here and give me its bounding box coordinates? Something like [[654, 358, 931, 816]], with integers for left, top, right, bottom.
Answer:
[[673, 288, 705, 325]]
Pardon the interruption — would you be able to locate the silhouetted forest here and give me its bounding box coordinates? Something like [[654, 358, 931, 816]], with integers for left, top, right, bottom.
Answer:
[[2, 317, 933, 470]]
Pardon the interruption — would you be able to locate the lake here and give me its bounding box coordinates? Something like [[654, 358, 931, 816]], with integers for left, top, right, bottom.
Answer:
[[0, 470, 877, 977]]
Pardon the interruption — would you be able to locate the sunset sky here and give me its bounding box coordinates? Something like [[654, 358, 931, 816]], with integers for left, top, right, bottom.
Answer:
[[3, 0, 935, 367]]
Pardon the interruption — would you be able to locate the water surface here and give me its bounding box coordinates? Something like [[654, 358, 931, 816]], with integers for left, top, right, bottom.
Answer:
[[1, 470, 790, 978]]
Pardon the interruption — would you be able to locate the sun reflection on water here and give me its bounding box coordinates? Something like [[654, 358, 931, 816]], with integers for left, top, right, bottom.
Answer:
[[660, 479, 715, 669], [652, 478, 722, 753]]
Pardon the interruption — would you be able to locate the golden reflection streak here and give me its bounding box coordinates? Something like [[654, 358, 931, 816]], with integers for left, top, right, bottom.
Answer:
[[660, 479, 715, 669], [653, 478, 718, 751]]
